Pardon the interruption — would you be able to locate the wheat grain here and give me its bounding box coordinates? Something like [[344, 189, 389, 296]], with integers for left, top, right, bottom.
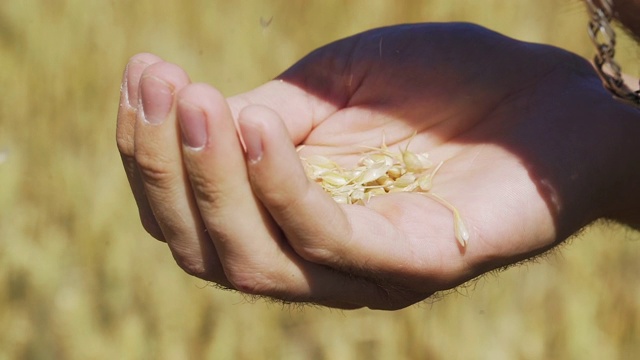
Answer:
[[299, 136, 469, 247]]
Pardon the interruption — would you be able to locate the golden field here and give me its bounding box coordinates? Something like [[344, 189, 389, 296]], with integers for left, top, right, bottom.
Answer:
[[0, 0, 639, 359]]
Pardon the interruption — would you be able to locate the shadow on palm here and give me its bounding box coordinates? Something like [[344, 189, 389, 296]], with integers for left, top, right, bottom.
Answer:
[[276, 22, 607, 284]]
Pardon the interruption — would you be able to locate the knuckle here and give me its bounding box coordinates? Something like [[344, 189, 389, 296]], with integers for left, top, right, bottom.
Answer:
[[225, 270, 281, 296], [139, 211, 166, 241], [185, 170, 240, 213], [186, 171, 221, 204], [251, 172, 306, 211], [172, 252, 210, 279], [177, 259, 209, 279], [134, 147, 176, 186], [169, 243, 227, 284], [295, 245, 337, 265], [116, 109, 137, 156], [116, 132, 133, 156]]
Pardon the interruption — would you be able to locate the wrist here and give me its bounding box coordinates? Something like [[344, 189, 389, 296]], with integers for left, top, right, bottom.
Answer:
[[541, 73, 640, 240], [599, 101, 640, 228]]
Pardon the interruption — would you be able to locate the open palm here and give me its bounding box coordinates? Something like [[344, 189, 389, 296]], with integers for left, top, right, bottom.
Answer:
[[117, 23, 621, 309]]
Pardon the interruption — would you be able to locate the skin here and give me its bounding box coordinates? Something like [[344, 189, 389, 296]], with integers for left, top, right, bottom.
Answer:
[[116, 22, 640, 310]]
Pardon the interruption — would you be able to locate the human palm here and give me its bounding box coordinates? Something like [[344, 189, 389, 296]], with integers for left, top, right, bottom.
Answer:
[[117, 23, 617, 309]]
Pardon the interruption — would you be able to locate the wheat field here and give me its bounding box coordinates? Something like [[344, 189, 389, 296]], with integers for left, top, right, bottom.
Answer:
[[0, 1, 639, 359]]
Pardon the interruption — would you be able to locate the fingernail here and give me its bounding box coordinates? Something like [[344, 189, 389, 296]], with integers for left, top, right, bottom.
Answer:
[[239, 121, 263, 163], [140, 76, 173, 124], [124, 60, 149, 108], [178, 101, 207, 150]]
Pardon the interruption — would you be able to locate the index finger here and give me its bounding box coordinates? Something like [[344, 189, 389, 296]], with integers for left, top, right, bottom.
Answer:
[[226, 42, 357, 145]]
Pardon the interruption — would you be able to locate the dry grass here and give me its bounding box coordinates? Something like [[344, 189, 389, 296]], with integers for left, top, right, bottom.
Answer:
[[0, 0, 638, 359]]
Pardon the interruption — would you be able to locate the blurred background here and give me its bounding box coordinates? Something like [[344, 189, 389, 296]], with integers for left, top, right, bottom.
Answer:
[[1, 0, 639, 359]]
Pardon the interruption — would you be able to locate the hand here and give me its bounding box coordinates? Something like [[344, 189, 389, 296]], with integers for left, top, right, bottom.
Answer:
[[116, 23, 640, 309]]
